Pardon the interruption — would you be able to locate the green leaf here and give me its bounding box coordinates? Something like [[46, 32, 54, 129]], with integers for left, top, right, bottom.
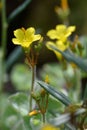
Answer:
[[9, 93, 29, 116], [48, 96, 64, 113], [0, 94, 23, 130], [8, 0, 32, 23], [37, 80, 72, 106], [11, 64, 31, 91], [6, 47, 23, 71], [23, 115, 32, 130], [49, 45, 87, 72], [4, 106, 20, 129]]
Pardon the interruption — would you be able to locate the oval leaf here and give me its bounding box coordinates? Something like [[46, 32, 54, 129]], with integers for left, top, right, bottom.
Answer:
[[9, 93, 29, 116]]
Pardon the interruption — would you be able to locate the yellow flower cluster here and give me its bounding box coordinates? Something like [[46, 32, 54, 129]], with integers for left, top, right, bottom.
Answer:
[[46, 24, 75, 59], [12, 27, 41, 48], [12, 25, 75, 59]]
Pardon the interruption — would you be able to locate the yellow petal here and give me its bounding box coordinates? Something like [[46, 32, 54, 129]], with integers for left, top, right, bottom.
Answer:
[[66, 26, 76, 37], [67, 26, 76, 33], [56, 25, 67, 42], [26, 27, 35, 37], [56, 40, 68, 51], [55, 40, 69, 59], [12, 38, 21, 45], [13, 29, 24, 41], [33, 34, 41, 41], [26, 27, 35, 32], [21, 41, 31, 48], [47, 30, 58, 39], [46, 41, 61, 59], [25, 27, 41, 43], [25, 27, 34, 42], [56, 24, 66, 31], [55, 41, 65, 59]]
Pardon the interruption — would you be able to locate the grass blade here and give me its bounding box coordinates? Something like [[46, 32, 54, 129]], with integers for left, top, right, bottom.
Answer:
[[37, 80, 72, 106]]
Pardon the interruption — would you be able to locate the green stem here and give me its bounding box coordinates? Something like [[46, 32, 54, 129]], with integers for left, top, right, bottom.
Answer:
[[1, 0, 8, 58], [29, 65, 36, 112], [0, 49, 3, 92], [86, 41, 87, 58], [42, 113, 45, 123], [74, 69, 81, 101], [0, 0, 8, 92]]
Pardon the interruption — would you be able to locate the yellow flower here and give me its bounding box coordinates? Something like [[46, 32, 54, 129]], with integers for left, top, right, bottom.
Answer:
[[46, 24, 75, 59], [12, 27, 41, 48], [47, 24, 75, 43], [41, 124, 60, 130]]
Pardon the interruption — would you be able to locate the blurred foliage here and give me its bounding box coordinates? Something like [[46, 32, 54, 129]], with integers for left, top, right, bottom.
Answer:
[[11, 64, 32, 91], [39, 63, 81, 103]]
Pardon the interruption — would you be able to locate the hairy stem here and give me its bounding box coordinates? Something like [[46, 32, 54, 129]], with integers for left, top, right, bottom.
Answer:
[[29, 65, 36, 112]]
